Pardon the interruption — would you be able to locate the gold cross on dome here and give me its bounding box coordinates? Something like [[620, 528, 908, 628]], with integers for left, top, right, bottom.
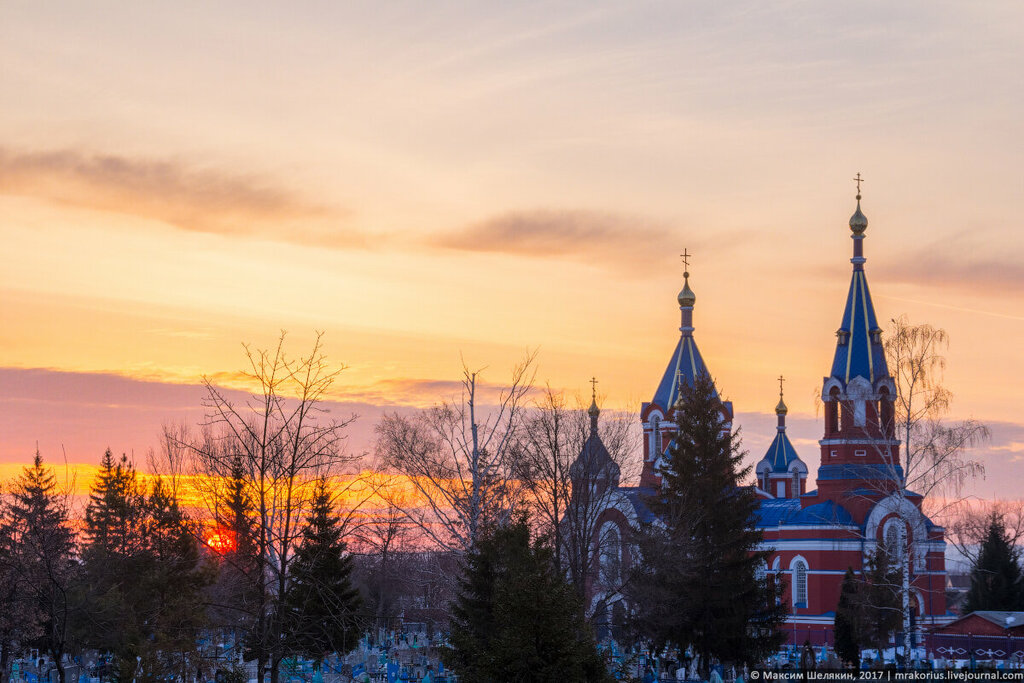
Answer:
[[778, 374, 785, 398], [589, 376, 598, 400], [680, 249, 692, 271], [853, 172, 864, 194]]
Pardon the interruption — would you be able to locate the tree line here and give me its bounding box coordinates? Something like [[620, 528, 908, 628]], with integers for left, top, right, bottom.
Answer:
[[1, 317, 1015, 682]]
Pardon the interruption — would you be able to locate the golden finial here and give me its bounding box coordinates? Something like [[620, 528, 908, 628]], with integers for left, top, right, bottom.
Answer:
[[850, 173, 868, 235], [775, 374, 788, 415], [677, 249, 696, 306], [588, 376, 600, 417]]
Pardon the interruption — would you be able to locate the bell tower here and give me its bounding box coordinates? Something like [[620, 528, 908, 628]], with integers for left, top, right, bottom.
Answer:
[[816, 179, 901, 511]]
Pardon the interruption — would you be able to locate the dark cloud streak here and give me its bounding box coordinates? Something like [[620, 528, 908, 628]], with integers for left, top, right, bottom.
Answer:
[[0, 146, 366, 249], [432, 208, 756, 273]]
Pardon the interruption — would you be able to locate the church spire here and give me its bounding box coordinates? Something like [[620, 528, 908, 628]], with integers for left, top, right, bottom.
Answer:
[[678, 249, 695, 336], [775, 374, 788, 430], [588, 376, 600, 433], [829, 177, 888, 385]]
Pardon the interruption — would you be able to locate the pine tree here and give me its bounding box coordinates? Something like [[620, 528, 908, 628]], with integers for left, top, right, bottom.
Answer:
[[282, 478, 361, 661], [833, 568, 860, 669], [445, 517, 611, 683], [964, 513, 1024, 613], [4, 453, 77, 683], [632, 372, 786, 678]]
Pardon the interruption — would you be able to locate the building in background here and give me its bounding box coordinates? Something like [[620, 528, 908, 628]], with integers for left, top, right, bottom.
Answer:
[[573, 189, 950, 646]]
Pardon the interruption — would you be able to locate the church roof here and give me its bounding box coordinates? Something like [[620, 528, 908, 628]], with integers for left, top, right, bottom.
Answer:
[[753, 498, 856, 528], [829, 268, 889, 384], [762, 429, 801, 473], [619, 487, 659, 524], [782, 501, 856, 527], [753, 498, 801, 527], [569, 429, 620, 485], [652, 335, 715, 411], [828, 194, 889, 386]]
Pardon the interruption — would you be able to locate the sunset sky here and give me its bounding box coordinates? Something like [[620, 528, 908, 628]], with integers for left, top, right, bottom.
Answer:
[[1, 2, 1021, 499]]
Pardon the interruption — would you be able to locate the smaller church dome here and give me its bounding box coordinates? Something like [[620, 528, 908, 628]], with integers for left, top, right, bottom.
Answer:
[[849, 196, 868, 235], [588, 397, 600, 418], [677, 272, 696, 307]]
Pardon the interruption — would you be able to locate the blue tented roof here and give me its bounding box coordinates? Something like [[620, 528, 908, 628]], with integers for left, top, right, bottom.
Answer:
[[829, 269, 889, 385], [652, 335, 715, 410], [763, 429, 801, 473]]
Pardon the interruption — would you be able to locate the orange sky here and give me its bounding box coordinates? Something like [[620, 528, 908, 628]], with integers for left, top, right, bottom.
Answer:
[[1, 2, 1021, 498]]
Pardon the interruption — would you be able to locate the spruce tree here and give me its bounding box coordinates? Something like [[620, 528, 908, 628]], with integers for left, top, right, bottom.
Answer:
[[445, 517, 611, 683], [633, 372, 786, 678], [283, 478, 361, 660], [833, 568, 860, 669], [4, 453, 77, 683], [964, 513, 1024, 613]]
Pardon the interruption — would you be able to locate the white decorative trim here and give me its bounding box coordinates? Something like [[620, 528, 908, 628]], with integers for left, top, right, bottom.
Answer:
[[757, 540, 865, 551], [818, 438, 900, 446]]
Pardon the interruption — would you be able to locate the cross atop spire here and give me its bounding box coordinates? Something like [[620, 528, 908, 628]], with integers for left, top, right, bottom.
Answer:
[[775, 374, 788, 419], [680, 248, 692, 273], [853, 172, 864, 198], [587, 376, 600, 421]]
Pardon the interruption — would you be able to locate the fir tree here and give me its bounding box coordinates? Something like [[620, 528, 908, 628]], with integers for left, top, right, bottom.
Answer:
[[79, 450, 148, 657], [209, 453, 262, 643], [833, 568, 860, 669], [854, 549, 902, 649], [4, 453, 77, 683], [84, 449, 147, 556], [964, 513, 1024, 613], [632, 372, 786, 678], [282, 478, 361, 660], [137, 478, 213, 681], [445, 517, 611, 683]]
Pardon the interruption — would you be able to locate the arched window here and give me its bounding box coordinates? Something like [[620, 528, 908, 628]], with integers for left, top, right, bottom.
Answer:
[[598, 522, 622, 587], [884, 518, 906, 563], [792, 559, 808, 608], [651, 415, 662, 457]]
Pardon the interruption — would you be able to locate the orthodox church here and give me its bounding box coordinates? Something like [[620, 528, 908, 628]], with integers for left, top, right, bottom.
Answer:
[[575, 189, 951, 645]]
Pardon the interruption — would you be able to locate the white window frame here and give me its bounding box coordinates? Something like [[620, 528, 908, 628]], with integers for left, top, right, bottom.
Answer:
[[790, 556, 808, 609]]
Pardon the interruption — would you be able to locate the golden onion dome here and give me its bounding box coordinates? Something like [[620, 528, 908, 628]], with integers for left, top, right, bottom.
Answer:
[[677, 272, 696, 306], [849, 195, 868, 235], [776, 397, 788, 416]]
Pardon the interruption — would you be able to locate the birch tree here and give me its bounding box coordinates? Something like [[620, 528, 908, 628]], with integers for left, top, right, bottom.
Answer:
[[859, 316, 989, 658]]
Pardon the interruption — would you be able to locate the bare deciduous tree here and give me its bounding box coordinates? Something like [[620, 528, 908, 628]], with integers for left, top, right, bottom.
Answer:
[[510, 384, 638, 601], [375, 353, 536, 553], [174, 332, 358, 683]]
